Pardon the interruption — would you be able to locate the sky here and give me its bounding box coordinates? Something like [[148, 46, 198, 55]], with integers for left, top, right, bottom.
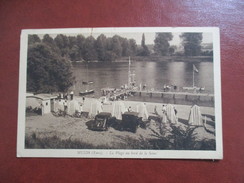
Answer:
[[40, 32, 213, 46]]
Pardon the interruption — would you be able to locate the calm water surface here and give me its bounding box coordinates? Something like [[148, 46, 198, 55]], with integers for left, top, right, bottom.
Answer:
[[72, 61, 214, 107]]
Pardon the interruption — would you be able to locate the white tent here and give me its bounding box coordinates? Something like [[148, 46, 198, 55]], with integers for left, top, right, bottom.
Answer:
[[67, 100, 80, 115], [56, 100, 64, 112], [89, 100, 103, 118], [166, 104, 177, 124], [188, 105, 203, 126], [52, 100, 58, 112], [136, 103, 149, 120], [111, 101, 126, 120]]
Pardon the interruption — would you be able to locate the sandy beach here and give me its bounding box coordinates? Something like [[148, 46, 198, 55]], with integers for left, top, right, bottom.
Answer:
[[25, 98, 215, 150]]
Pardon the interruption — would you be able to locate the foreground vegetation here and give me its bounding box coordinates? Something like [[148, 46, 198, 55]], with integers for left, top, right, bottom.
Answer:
[[25, 123, 215, 150]]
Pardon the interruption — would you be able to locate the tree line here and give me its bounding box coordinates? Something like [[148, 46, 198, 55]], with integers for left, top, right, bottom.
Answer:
[[153, 32, 213, 57], [29, 34, 138, 62], [29, 32, 212, 63]]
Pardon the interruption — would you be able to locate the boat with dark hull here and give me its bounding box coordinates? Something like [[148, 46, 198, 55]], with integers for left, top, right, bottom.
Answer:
[[82, 81, 94, 85], [80, 64, 94, 95], [79, 90, 95, 96]]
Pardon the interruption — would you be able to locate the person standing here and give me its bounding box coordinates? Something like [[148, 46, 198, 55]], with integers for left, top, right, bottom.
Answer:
[[40, 103, 44, 116], [173, 106, 178, 123], [154, 105, 159, 115], [162, 105, 167, 123], [70, 90, 74, 100], [128, 106, 132, 112], [162, 105, 166, 114], [163, 84, 166, 92], [63, 100, 68, 116]]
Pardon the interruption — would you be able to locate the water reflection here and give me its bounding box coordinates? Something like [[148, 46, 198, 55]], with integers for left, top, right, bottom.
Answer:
[[72, 61, 214, 106]]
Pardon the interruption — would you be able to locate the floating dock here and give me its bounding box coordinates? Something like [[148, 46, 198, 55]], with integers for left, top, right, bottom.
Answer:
[[101, 88, 214, 101], [130, 90, 214, 101]]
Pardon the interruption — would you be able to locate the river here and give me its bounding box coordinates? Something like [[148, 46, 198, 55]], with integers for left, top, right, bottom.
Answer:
[[72, 61, 214, 107]]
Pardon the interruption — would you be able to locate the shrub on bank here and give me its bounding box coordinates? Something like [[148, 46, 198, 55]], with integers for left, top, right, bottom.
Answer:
[[25, 124, 216, 150]]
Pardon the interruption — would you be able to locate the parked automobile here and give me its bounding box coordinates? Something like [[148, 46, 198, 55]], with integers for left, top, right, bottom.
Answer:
[[89, 112, 115, 131], [121, 112, 142, 133]]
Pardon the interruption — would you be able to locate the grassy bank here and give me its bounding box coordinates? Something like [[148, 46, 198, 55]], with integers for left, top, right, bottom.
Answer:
[[25, 123, 216, 150], [25, 99, 215, 150]]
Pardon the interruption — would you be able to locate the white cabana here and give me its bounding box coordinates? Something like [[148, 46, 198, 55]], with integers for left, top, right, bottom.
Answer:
[[26, 97, 42, 109], [166, 104, 177, 124], [111, 101, 126, 120], [26, 94, 57, 115], [136, 103, 149, 120], [55, 100, 65, 112], [88, 100, 103, 118], [188, 105, 203, 126], [67, 100, 80, 115]]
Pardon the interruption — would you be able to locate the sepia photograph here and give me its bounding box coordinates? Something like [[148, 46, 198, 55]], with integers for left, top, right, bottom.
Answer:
[[17, 27, 222, 159]]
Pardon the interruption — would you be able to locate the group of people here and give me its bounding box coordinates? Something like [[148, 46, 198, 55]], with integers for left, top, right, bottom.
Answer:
[[154, 104, 178, 124], [55, 92, 86, 117], [58, 91, 74, 101], [163, 84, 178, 92]]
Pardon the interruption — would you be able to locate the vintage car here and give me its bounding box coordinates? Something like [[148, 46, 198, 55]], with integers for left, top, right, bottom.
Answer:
[[121, 112, 142, 133], [89, 112, 115, 131]]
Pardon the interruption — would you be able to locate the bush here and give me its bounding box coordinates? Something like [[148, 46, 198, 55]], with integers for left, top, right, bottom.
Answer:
[[148, 124, 216, 150]]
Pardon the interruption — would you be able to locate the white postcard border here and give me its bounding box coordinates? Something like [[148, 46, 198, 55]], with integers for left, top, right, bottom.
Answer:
[[17, 27, 223, 159]]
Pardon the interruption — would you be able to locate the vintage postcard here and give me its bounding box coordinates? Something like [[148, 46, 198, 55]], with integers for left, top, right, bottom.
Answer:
[[17, 27, 222, 159]]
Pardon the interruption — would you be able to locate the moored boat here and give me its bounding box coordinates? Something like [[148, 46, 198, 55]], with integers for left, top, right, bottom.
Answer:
[[182, 86, 205, 91], [79, 90, 95, 96], [82, 81, 94, 85]]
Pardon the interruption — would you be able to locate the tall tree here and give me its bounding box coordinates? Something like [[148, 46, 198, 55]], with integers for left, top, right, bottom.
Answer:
[[139, 33, 150, 56], [128, 39, 137, 56], [69, 45, 80, 61], [121, 38, 130, 57], [111, 35, 122, 58], [153, 33, 173, 56], [42, 34, 61, 55], [104, 37, 116, 61], [180, 33, 203, 56], [68, 36, 77, 49], [96, 34, 107, 61], [76, 34, 86, 60], [27, 42, 74, 93], [83, 36, 97, 61], [54, 34, 70, 58], [28, 35, 41, 45], [68, 36, 79, 61]]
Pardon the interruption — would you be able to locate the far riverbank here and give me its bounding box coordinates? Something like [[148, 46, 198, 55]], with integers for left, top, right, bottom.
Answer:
[[72, 56, 213, 63], [116, 56, 213, 62]]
